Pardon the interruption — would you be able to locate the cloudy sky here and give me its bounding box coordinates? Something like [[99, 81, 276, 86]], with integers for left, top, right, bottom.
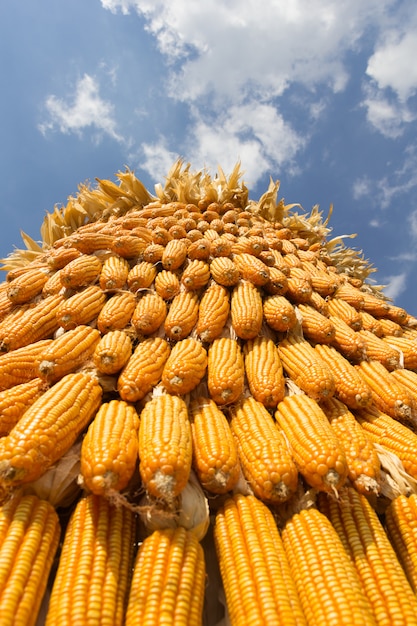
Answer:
[[1, 0, 417, 313]]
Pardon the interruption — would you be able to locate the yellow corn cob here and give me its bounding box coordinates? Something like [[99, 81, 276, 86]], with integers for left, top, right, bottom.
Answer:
[[360, 291, 391, 317], [154, 269, 181, 300], [131, 291, 167, 336], [56, 286, 106, 330], [161, 238, 188, 270], [38, 325, 101, 381], [301, 260, 340, 296], [359, 310, 385, 336], [117, 336, 170, 402], [314, 343, 373, 409], [195, 282, 230, 342], [0, 293, 64, 352], [143, 242, 165, 263], [385, 303, 408, 324], [189, 397, 240, 494], [111, 234, 147, 258], [181, 259, 210, 290], [125, 527, 205, 626], [96, 289, 136, 333], [318, 487, 417, 624], [230, 396, 298, 503], [355, 404, 417, 481], [164, 290, 199, 340], [231, 236, 266, 256], [0, 378, 45, 437], [277, 334, 335, 401], [263, 294, 297, 332], [0, 290, 14, 322], [328, 315, 367, 361], [321, 398, 381, 494], [47, 246, 82, 270], [308, 289, 330, 316], [41, 269, 65, 296], [93, 329, 132, 375], [334, 281, 366, 309], [356, 360, 417, 426], [80, 399, 140, 495], [98, 254, 130, 290], [207, 337, 244, 405], [209, 236, 233, 258], [152, 226, 172, 246], [391, 367, 417, 396], [275, 394, 348, 493], [231, 280, 263, 339], [378, 316, 403, 336], [385, 494, 417, 592], [60, 253, 102, 289], [46, 494, 135, 626], [297, 303, 335, 344], [243, 336, 285, 407], [209, 256, 240, 286], [358, 329, 402, 370], [383, 334, 417, 370], [186, 238, 211, 261], [285, 267, 313, 303], [128, 225, 153, 243], [0, 372, 102, 500], [127, 261, 158, 292], [327, 297, 363, 330], [0, 493, 60, 626], [65, 231, 114, 254], [161, 337, 207, 395], [281, 506, 377, 626], [232, 252, 270, 286], [139, 393, 192, 500], [214, 494, 307, 626], [0, 339, 53, 391], [6, 267, 51, 304], [263, 266, 289, 295]]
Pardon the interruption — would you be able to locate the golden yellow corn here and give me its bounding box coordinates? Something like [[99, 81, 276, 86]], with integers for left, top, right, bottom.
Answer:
[[232, 252, 270, 286], [181, 259, 210, 290], [207, 337, 244, 405], [143, 242, 165, 263], [186, 238, 211, 261], [0, 378, 45, 437], [358, 329, 402, 370], [297, 303, 335, 344], [66, 231, 114, 254], [98, 254, 130, 290], [164, 290, 199, 340], [243, 336, 285, 407], [285, 267, 313, 303], [7, 267, 51, 304], [96, 289, 136, 333], [47, 246, 82, 270], [385, 494, 417, 592], [38, 325, 101, 382], [231, 280, 263, 340], [111, 234, 147, 258], [131, 291, 167, 336], [328, 315, 367, 361], [127, 261, 158, 292], [383, 334, 417, 370], [0, 339, 53, 391], [162, 238, 188, 270], [327, 297, 363, 330], [161, 337, 207, 395], [117, 336, 170, 402], [93, 329, 132, 375], [56, 286, 106, 330], [195, 282, 230, 342], [359, 310, 385, 336], [60, 253, 102, 289]]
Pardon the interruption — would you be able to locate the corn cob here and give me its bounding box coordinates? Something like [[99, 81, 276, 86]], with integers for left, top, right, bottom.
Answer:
[[263, 294, 297, 332], [46, 494, 135, 626], [207, 337, 244, 405], [80, 399, 140, 495], [318, 487, 417, 624], [161, 337, 207, 395], [47, 246, 82, 270], [358, 329, 402, 370], [378, 316, 403, 337], [0, 378, 45, 437], [275, 394, 348, 493], [243, 336, 285, 407], [314, 343, 372, 409], [38, 325, 101, 381], [93, 329, 132, 375], [334, 282, 366, 309], [209, 256, 240, 287], [327, 297, 363, 330], [385, 494, 417, 592], [308, 289, 330, 315], [126, 261, 157, 293], [232, 252, 270, 286], [209, 236, 233, 257], [360, 291, 391, 317], [143, 242, 165, 263], [230, 396, 298, 503], [296, 303, 335, 344], [189, 397, 240, 494], [161, 238, 188, 270], [41, 268, 65, 296], [154, 269, 181, 300], [301, 260, 340, 296], [6, 267, 51, 304], [0, 339, 53, 391], [383, 334, 417, 370], [65, 232, 115, 254], [277, 334, 335, 401], [385, 303, 408, 325], [60, 254, 102, 289], [111, 234, 147, 258], [125, 527, 205, 626], [96, 289, 136, 333], [231, 280, 263, 339], [0, 293, 64, 352], [285, 267, 313, 303], [320, 398, 381, 494], [139, 393, 192, 500], [0, 493, 60, 626], [195, 282, 230, 342], [391, 367, 417, 396], [181, 259, 210, 290], [359, 310, 385, 336], [131, 291, 167, 336], [0, 372, 102, 500], [214, 494, 307, 625], [56, 286, 106, 330], [186, 238, 211, 261], [328, 315, 367, 361], [99, 254, 130, 290], [117, 336, 170, 402], [356, 360, 417, 426], [281, 506, 377, 625], [355, 404, 417, 481], [164, 290, 199, 340], [263, 266, 289, 295]]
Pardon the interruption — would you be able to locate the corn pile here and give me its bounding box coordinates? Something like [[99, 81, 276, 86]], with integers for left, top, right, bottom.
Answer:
[[1, 161, 417, 624]]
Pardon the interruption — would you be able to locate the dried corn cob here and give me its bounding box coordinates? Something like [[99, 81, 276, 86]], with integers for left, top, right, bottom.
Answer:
[[275, 394, 348, 493], [207, 337, 244, 405], [60, 254, 102, 289], [186, 238, 211, 261], [0, 378, 45, 437], [139, 393, 192, 500], [80, 399, 140, 495], [93, 329, 132, 375], [231, 280, 263, 340], [385, 493, 417, 592], [131, 291, 167, 336], [195, 282, 230, 342], [143, 242, 165, 263], [321, 398, 381, 494], [327, 297, 363, 330], [181, 259, 210, 290], [127, 261, 158, 292], [263, 266, 288, 295], [117, 337, 170, 402], [111, 234, 147, 258], [385, 303, 408, 325], [96, 289, 136, 333], [125, 527, 205, 626], [189, 397, 240, 494], [285, 267, 313, 303], [378, 316, 403, 337], [230, 396, 298, 503], [154, 269, 181, 300], [358, 329, 401, 370], [0, 339, 53, 391], [38, 325, 101, 382], [0, 493, 60, 626], [263, 294, 297, 332], [232, 253, 270, 286], [360, 291, 391, 317], [7, 267, 50, 304], [318, 487, 417, 624], [65, 232, 114, 254], [47, 246, 82, 270], [41, 269, 65, 296], [243, 336, 285, 407], [162, 238, 188, 270], [302, 261, 340, 296], [359, 310, 385, 336], [46, 494, 135, 626], [164, 290, 199, 340], [334, 282, 366, 309], [390, 367, 417, 396], [297, 303, 335, 344], [99, 254, 130, 290], [209, 256, 240, 287], [214, 494, 307, 625], [328, 315, 367, 361], [383, 334, 417, 370], [161, 337, 207, 395], [56, 286, 106, 330]]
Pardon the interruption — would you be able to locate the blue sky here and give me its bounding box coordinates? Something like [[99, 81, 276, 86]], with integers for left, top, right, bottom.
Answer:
[[1, 0, 417, 314]]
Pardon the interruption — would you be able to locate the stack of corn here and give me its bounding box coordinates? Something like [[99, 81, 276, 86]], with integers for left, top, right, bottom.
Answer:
[[1, 160, 417, 624]]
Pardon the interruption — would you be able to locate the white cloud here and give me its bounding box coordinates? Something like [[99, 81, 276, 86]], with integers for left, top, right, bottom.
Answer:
[[39, 74, 123, 143], [382, 272, 407, 300], [361, 83, 416, 138]]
